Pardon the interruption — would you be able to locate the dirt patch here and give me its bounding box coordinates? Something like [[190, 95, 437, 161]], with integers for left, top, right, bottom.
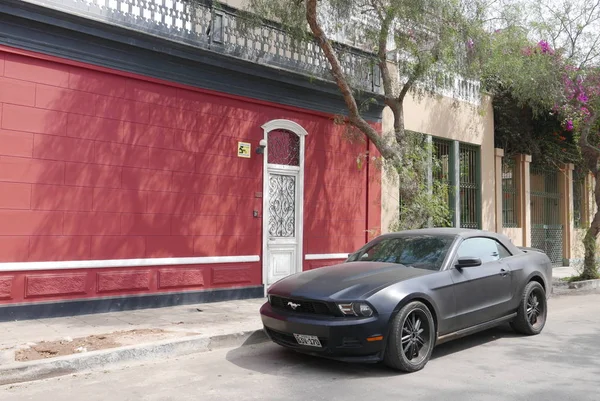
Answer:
[[14, 329, 190, 362]]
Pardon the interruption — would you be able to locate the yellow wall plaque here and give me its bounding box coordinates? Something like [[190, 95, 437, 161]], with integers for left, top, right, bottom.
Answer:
[[237, 141, 251, 158]]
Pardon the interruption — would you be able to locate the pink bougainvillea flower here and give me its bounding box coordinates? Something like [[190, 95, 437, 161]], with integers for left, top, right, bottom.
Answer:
[[537, 40, 554, 54], [565, 120, 574, 131], [577, 93, 589, 103]]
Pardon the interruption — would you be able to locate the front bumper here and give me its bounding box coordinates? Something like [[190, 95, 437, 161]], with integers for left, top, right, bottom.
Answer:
[[260, 302, 391, 363]]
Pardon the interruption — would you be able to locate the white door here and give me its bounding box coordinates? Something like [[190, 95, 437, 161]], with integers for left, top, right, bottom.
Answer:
[[266, 168, 299, 285], [261, 120, 307, 289]]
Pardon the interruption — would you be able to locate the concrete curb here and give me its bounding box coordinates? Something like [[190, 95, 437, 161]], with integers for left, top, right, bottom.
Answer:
[[0, 328, 268, 386], [568, 279, 600, 290]]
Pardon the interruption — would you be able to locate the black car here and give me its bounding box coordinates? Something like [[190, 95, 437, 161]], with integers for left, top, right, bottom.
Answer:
[[260, 228, 552, 372]]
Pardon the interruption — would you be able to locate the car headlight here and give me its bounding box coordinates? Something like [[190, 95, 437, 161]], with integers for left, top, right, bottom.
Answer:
[[337, 302, 374, 317]]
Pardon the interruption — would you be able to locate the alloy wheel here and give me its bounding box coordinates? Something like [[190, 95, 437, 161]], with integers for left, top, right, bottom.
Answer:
[[401, 310, 431, 365], [526, 289, 546, 330]]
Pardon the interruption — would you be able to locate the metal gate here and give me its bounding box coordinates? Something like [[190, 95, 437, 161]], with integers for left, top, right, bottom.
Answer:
[[459, 143, 481, 229], [530, 165, 563, 266]]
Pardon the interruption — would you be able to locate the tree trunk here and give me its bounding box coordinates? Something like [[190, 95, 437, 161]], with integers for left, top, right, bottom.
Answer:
[[578, 113, 600, 280], [582, 170, 600, 280], [390, 101, 405, 145]]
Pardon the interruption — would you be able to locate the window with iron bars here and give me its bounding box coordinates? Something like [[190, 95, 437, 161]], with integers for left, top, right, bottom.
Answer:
[[459, 143, 481, 229], [430, 138, 481, 229], [502, 157, 518, 227], [432, 137, 453, 228]]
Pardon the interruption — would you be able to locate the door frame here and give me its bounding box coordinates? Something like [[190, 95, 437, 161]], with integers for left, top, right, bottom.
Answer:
[[261, 119, 308, 294]]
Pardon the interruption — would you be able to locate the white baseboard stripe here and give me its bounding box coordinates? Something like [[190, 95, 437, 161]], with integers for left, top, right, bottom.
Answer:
[[305, 253, 349, 260], [0, 255, 261, 272]]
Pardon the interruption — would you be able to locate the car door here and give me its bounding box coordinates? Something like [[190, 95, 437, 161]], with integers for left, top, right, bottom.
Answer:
[[449, 237, 514, 330]]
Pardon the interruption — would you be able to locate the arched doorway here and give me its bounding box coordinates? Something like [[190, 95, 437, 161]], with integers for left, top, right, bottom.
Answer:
[[261, 120, 308, 289]]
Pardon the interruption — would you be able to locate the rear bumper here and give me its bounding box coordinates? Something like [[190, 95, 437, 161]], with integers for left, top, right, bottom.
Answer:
[[260, 302, 391, 363]]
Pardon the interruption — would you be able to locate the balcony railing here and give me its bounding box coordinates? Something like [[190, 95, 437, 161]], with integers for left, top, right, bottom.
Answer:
[[22, 0, 481, 103], [22, 0, 381, 93]]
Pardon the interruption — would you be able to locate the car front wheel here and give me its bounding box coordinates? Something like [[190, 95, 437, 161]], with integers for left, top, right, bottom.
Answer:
[[511, 281, 547, 335], [383, 301, 435, 373]]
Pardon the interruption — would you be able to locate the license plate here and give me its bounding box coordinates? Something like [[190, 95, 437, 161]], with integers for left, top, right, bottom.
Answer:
[[293, 334, 322, 347]]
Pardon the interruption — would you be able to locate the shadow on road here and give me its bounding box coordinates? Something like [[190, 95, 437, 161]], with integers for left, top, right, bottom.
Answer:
[[225, 324, 519, 377], [431, 324, 518, 360]]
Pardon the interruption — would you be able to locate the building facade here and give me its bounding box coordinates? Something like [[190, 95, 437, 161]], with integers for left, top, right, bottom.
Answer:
[[0, 0, 385, 319], [3, 0, 566, 320], [496, 153, 593, 268]]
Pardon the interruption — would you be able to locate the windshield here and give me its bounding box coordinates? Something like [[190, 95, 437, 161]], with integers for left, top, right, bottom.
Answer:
[[346, 235, 455, 271]]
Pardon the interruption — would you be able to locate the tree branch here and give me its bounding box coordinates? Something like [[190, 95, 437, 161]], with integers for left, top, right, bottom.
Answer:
[[305, 0, 397, 162]]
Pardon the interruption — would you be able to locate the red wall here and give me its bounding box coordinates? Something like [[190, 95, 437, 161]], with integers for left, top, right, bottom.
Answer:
[[0, 46, 380, 304]]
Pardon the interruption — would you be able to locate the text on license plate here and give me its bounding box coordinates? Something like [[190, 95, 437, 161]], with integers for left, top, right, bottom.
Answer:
[[293, 334, 322, 347]]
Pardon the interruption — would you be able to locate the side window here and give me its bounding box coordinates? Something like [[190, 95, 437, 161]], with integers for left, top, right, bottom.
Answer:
[[456, 238, 504, 264], [496, 242, 512, 259]]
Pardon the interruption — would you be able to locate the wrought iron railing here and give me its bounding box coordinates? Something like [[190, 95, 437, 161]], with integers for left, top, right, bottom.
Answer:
[[22, 0, 481, 102], [22, 0, 381, 93]]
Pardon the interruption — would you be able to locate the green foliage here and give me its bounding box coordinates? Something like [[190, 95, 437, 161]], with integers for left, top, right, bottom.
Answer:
[[492, 89, 582, 168], [480, 28, 565, 116], [384, 131, 451, 231]]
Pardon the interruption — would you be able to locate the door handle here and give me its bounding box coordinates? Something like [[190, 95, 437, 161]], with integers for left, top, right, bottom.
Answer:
[[500, 268, 509, 277]]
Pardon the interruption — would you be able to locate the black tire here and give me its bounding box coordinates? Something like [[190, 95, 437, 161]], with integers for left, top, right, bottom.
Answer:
[[511, 281, 547, 335], [383, 301, 435, 373]]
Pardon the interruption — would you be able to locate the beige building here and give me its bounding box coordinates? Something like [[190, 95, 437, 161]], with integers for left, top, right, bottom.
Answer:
[[380, 86, 588, 268], [381, 91, 496, 234]]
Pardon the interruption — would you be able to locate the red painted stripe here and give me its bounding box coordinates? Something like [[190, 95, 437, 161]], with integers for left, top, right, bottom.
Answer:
[[0, 262, 261, 304]]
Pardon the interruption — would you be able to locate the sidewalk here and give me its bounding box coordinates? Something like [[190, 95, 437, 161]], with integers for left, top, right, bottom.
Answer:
[[0, 298, 266, 385], [0, 266, 585, 385], [552, 266, 577, 280], [1, 298, 265, 354]]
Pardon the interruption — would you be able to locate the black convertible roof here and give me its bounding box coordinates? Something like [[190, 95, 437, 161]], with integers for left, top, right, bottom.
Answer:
[[378, 228, 520, 252], [389, 228, 495, 238]]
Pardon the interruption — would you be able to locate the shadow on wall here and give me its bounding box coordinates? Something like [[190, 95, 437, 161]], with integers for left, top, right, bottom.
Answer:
[[0, 50, 386, 302], [0, 51, 279, 297], [302, 120, 374, 264]]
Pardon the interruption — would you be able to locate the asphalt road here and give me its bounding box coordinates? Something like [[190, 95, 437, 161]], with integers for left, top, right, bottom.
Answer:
[[3, 293, 600, 401]]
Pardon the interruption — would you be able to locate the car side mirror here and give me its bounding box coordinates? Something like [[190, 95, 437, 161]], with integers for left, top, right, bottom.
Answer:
[[455, 257, 482, 269]]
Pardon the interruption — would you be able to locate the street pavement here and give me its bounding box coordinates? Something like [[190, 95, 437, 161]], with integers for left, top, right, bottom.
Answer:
[[2, 292, 599, 401]]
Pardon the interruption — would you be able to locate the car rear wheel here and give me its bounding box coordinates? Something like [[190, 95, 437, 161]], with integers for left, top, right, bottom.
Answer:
[[510, 281, 547, 335], [384, 301, 435, 373]]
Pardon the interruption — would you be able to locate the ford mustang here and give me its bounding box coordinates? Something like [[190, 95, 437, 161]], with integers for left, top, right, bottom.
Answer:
[[259, 228, 552, 372]]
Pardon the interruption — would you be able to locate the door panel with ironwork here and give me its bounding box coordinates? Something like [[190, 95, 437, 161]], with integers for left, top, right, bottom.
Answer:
[[266, 171, 299, 285], [530, 166, 563, 266]]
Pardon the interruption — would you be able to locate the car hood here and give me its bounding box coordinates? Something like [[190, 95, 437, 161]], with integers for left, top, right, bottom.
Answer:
[[268, 261, 435, 300]]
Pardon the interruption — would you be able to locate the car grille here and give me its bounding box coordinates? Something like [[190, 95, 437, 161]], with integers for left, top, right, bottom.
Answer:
[[269, 295, 333, 316]]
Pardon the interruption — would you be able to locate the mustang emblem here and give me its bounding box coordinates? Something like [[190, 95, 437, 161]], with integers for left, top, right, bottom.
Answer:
[[287, 302, 301, 310]]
